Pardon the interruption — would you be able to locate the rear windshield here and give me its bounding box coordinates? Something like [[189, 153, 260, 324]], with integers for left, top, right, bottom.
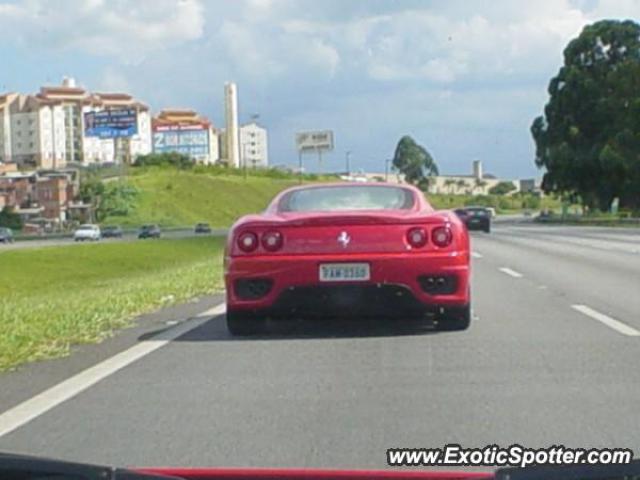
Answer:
[[279, 185, 415, 212]]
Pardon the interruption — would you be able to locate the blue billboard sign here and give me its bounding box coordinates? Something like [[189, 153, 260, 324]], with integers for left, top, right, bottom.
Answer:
[[84, 109, 138, 139], [153, 125, 210, 157]]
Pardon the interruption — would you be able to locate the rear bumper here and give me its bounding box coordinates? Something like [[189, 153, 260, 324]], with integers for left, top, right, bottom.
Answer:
[[225, 251, 470, 313]]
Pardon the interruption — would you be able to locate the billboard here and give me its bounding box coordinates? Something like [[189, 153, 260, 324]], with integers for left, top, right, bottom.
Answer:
[[153, 124, 210, 157], [84, 109, 138, 139], [295, 130, 334, 152]]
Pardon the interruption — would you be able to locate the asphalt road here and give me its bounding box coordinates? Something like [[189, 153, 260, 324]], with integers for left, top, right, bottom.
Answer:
[[0, 228, 227, 250], [0, 223, 639, 469]]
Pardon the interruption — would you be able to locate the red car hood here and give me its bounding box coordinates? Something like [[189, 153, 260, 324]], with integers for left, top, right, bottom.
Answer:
[[138, 467, 492, 480]]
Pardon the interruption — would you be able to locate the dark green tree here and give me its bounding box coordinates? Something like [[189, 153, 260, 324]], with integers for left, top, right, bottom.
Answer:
[[489, 181, 517, 195], [78, 176, 138, 222], [531, 19, 640, 211], [392, 135, 439, 186], [97, 183, 139, 221], [0, 206, 23, 230], [134, 152, 193, 169]]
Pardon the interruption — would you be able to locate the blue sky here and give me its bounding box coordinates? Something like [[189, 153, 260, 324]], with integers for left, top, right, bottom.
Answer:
[[1, 0, 638, 178]]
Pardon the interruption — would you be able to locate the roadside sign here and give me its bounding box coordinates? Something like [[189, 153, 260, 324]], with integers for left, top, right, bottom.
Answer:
[[84, 109, 138, 139], [153, 124, 210, 158], [295, 130, 334, 152]]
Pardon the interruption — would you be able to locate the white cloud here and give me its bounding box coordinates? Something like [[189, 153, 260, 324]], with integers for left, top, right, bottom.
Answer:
[[0, 0, 205, 63], [217, 19, 340, 80], [95, 67, 132, 93]]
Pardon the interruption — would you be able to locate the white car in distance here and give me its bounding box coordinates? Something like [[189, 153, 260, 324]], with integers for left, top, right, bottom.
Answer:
[[73, 224, 101, 242]]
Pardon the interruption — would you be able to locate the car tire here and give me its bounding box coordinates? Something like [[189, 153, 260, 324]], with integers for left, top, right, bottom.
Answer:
[[437, 304, 471, 331], [484, 224, 491, 233], [226, 309, 266, 336]]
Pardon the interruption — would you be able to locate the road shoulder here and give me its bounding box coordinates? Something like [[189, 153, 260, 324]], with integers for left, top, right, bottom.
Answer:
[[0, 293, 224, 415]]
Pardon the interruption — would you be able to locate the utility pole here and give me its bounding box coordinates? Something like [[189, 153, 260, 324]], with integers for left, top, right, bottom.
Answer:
[[298, 150, 303, 184], [345, 151, 352, 175]]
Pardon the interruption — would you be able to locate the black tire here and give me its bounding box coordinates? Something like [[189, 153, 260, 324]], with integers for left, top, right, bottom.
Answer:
[[484, 224, 491, 233], [226, 309, 266, 336], [438, 304, 471, 331]]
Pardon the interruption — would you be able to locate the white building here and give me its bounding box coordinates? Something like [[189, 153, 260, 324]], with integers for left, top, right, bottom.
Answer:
[[239, 122, 268, 168], [0, 93, 67, 169], [426, 161, 519, 196], [0, 77, 152, 169]]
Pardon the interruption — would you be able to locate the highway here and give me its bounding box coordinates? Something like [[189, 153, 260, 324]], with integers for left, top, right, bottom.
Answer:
[[0, 222, 639, 469], [0, 228, 228, 251]]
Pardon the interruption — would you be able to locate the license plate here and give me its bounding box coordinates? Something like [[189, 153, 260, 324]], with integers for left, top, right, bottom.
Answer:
[[319, 263, 370, 282]]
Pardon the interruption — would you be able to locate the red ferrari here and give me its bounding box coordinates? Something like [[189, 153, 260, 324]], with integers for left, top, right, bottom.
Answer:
[[224, 182, 470, 335]]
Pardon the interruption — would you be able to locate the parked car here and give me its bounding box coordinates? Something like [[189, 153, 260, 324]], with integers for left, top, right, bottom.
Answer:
[[0, 227, 14, 244], [455, 206, 491, 233], [195, 223, 212, 234], [138, 224, 161, 239], [101, 225, 123, 238], [73, 224, 101, 242]]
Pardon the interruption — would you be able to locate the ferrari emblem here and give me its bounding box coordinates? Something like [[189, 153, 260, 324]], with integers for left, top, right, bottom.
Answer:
[[337, 231, 351, 248]]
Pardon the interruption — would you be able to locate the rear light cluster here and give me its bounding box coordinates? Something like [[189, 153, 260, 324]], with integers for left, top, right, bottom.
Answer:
[[237, 230, 283, 253], [406, 226, 453, 249], [406, 227, 428, 248], [432, 226, 453, 247]]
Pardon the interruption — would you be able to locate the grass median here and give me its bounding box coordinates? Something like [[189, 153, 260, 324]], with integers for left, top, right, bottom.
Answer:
[[0, 236, 225, 372]]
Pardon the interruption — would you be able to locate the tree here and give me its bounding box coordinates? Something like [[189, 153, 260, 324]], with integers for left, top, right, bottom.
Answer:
[[489, 181, 517, 195], [134, 152, 193, 169], [531, 19, 640, 211], [456, 179, 467, 193], [0, 206, 23, 230], [392, 136, 439, 186], [97, 183, 139, 221], [78, 176, 139, 222], [474, 178, 488, 194], [444, 178, 456, 193]]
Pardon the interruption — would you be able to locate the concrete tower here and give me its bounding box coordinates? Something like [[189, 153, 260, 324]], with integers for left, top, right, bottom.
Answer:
[[224, 82, 240, 168], [473, 160, 483, 179]]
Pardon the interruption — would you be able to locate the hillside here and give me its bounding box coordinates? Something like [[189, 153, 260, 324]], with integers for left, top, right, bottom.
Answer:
[[104, 169, 302, 227], [101, 167, 558, 228]]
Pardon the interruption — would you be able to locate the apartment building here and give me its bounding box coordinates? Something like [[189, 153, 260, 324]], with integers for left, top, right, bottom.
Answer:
[[239, 122, 269, 168], [0, 93, 66, 169], [0, 78, 152, 170]]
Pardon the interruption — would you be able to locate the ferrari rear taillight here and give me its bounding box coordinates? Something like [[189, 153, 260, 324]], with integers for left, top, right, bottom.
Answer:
[[237, 232, 259, 252], [406, 227, 428, 248], [431, 226, 453, 247], [261, 231, 283, 252]]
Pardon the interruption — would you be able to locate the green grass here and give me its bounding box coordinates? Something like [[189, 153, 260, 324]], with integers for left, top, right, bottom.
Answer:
[[0, 237, 225, 371], [426, 193, 562, 213], [104, 168, 304, 227]]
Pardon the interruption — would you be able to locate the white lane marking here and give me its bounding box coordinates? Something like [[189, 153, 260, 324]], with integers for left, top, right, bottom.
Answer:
[[571, 305, 640, 337], [471, 251, 483, 258], [499, 267, 523, 278], [0, 302, 226, 438]]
